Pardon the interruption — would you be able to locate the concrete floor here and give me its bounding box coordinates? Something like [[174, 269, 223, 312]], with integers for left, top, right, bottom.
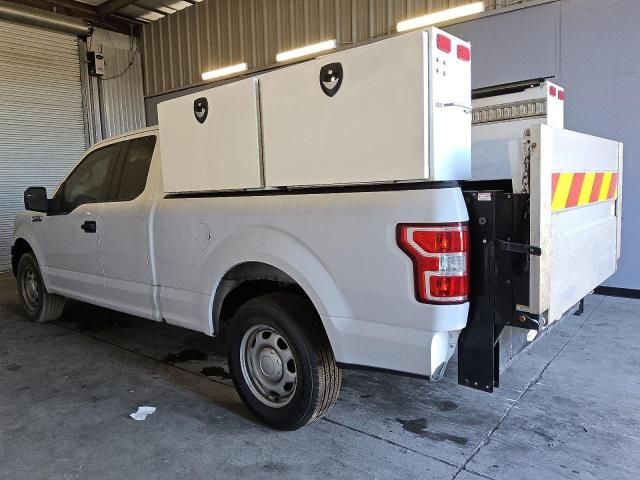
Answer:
[[0, 272, 639, 479]]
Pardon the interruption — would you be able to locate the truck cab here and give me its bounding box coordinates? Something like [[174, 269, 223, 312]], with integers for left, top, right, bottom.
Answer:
[[15, 129, 158, 316]]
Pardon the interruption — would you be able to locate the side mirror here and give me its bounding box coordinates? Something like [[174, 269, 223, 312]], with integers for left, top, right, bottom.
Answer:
[[24, 187, 48, 213]]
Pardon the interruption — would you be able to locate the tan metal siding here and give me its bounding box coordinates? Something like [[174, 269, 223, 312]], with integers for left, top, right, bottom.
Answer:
[[100, 45, 146, 139], [142, 0, 542, 97], [0, 19, 86, 271]]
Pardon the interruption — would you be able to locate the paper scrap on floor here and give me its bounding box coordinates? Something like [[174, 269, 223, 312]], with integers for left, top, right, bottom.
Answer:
[[130, 406, 156, 421]]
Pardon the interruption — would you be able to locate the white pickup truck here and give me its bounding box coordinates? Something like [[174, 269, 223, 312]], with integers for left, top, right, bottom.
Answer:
[[12, 28, 623, 430]]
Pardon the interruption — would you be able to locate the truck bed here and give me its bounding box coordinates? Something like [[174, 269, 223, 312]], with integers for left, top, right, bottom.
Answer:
[[151, 179, 469, 379]]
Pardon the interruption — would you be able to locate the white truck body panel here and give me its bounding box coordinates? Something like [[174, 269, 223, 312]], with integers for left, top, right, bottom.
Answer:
[[428, 30, 472, 182], [153, 165, 469, 376], [39, 203, 105, 304]]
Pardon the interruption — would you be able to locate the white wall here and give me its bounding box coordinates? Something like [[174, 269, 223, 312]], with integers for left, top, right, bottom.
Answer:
[[447, 0, 639, 290]]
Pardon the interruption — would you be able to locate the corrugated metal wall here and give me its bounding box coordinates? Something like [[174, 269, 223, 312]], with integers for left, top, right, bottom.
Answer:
[[142, 0, 540, 97], [83, 30, 146, 145], [99, 44, 146, 138]]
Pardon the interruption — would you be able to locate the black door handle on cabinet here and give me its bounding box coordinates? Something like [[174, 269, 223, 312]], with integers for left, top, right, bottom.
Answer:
[[81, 220, 96, 233]]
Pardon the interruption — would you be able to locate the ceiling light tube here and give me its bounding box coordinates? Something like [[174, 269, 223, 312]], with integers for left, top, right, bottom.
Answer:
[[201, 62, 248, 81], [397, 2, 485, 32], [276, 39, 337, 62]]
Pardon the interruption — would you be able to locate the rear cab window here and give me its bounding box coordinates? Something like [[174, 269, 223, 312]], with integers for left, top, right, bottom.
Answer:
[[108, 135, 157, 202]]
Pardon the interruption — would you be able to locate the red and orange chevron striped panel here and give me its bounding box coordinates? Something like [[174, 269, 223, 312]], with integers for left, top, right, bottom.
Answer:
[[551, 172, 618, 211]]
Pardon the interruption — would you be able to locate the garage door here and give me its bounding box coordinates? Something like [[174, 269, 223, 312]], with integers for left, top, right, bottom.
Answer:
[[0, 19, 86, 271]]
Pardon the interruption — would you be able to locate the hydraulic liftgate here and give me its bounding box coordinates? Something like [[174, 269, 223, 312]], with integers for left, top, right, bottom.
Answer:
[[457, 80, 621, 392], [458, 190, 547, 392]]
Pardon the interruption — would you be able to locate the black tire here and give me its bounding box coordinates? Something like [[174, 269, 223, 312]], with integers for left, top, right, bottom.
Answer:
[[16, 253, 65, 323], [227, 292, 342, 430]]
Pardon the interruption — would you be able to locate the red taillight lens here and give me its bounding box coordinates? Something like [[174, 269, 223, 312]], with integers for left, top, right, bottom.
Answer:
[[549, 85, 557, 97], [457, 44, 471, 62], [397, 223, 469, 304], [411, 228, 468, 253], [429, 276, 468, 298], [436, 34, 452, 53], [557, 89, 565, 100]]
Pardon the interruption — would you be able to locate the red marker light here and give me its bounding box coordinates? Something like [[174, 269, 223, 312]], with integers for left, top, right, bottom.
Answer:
[[558, 89, 565, 100], [549, 86, 557, 97], [457, 44, 471, 62], [436, 34, 452, 53]]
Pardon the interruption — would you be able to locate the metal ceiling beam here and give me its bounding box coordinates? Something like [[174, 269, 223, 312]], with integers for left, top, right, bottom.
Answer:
[[135, 2, 173, 16], [113, 12, 149, 23], [0, 0, 89, 35], [37, 0, 95, 15], [97, 0, 139, 17], [3, 0, 141, 35]]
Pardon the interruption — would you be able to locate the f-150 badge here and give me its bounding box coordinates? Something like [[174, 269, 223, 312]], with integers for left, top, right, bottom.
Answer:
[[194, 97, 209, 124]]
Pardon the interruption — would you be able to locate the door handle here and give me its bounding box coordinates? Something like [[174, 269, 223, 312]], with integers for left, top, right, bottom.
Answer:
[[435, 102, 472, 114], [81, 220, 97, 233]]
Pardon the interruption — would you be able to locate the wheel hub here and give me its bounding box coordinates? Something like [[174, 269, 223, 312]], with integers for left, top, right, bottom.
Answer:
[[240, 325, 297, 408], [22, 268, 40, 311], [258, 347, 282, 380]]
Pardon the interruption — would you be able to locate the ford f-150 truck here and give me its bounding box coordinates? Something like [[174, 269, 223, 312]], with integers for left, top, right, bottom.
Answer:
[[12, 28, 623, 430]]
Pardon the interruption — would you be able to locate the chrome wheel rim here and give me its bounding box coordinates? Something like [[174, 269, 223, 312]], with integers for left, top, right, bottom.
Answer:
[[21, 267, 40, 313], [239, 325, 297, 408]]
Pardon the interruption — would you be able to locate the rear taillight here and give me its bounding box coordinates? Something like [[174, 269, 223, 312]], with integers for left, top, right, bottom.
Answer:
[[549, 85, 557, 97], [397, 223, 469, 304]]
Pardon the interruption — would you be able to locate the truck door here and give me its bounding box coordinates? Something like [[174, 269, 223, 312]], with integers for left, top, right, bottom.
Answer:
[[44, 143, 121, 304], [99, 134, 157, 320]]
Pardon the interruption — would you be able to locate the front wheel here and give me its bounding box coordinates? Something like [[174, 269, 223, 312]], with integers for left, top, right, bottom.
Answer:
[[16, 253, 65, 323], [227, 292, 341, 430]]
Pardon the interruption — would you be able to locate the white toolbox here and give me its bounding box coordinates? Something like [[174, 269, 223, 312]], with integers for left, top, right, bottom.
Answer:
[[156, 27, 472, 193], [259, 28, 472, 187], [157, 78, 263, 193]]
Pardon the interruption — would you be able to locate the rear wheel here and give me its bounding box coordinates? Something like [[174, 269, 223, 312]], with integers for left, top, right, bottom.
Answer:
[[227, 292, 341, 430], [17, 253, 65, 323]]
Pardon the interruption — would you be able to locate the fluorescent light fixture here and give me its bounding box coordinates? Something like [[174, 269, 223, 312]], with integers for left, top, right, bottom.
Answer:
[[201, 62, 248, 81], [396, 2, 485, 32], [276, 39, 337, 62]]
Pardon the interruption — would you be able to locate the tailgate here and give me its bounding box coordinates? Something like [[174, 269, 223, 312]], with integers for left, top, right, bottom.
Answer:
[[529, 125, 623, 323]]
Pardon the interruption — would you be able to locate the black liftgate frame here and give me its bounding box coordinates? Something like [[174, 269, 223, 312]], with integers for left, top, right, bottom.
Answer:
[[457, 191, 543, 393]]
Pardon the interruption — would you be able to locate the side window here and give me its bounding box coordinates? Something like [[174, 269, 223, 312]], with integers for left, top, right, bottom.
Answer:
[[109, 136, 156, 202], [55, 143, 121, 213]]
